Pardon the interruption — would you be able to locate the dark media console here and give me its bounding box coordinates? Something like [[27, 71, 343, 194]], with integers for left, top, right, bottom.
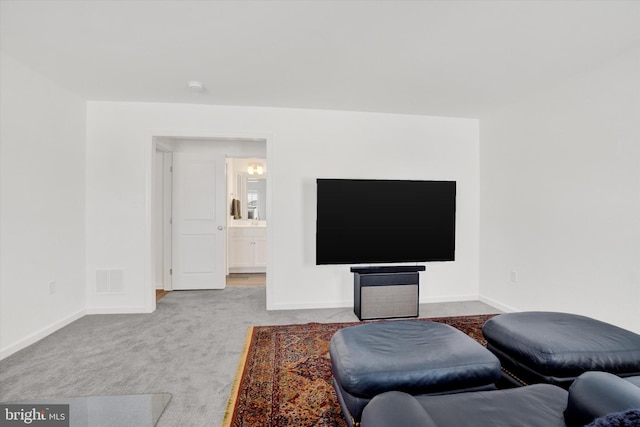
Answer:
[[351, 266, 426, 320]]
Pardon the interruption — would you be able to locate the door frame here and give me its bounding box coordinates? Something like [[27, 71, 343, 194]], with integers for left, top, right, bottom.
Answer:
[[154, 144, 173, 291], [144, 130, 273, 313]]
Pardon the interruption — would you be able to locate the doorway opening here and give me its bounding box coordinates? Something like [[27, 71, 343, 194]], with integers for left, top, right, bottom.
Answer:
[[149, 134, 269, 311], [226, 157, 267, 286]]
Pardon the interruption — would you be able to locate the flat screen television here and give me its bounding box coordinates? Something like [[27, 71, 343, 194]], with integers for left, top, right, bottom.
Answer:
[[316, 179, 456, 265]]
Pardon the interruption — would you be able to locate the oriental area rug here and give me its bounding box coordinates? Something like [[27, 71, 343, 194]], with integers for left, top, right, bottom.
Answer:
[[222, 314, 496, 427]]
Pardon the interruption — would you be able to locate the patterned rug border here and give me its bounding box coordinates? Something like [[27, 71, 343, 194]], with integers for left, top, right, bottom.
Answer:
[[222, 326, 255, 427], [222, 314, 497, 427]]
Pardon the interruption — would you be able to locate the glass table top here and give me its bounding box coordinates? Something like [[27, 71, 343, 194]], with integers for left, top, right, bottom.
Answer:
[[3, 393, 171, 427]]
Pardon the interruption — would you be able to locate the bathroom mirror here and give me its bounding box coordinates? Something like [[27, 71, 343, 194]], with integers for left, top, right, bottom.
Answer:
[[236, 173, 267, 220]]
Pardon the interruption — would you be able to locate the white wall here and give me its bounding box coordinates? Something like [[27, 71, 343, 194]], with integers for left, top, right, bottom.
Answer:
[[0, 53, 87, 358], [86, 102, 479, 313], [479, 48, 640, 333]]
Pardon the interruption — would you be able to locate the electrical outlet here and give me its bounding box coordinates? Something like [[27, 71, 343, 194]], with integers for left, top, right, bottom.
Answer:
[[510, 271, 518, 284], [48, 281, 56, 294]]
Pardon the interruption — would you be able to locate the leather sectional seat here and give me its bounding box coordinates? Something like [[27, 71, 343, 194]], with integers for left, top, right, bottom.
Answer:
[[360, 371, 640, 427], [482, 312, 640, 388], [329, 320, 501, 427], [330, 312, 640, 426]]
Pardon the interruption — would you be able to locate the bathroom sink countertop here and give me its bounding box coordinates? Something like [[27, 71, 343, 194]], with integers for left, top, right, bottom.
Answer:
[[229, 220, 267, 227]]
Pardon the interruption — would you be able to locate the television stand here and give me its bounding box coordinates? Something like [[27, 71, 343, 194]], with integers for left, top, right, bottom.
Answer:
[[351, 266, 425, 320]]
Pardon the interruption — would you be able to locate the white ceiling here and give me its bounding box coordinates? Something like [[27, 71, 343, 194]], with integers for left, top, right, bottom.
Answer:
[[1, 0, 639, 118]]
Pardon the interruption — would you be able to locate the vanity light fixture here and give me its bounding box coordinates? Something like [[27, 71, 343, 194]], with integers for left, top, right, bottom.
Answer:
[[247, 163, 264, 175]]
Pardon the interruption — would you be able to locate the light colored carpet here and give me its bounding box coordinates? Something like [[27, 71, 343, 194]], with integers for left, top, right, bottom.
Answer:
[[0, 286, 498, 426]]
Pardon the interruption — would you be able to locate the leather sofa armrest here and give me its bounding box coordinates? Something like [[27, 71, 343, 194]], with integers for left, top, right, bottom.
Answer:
[[361, 391, 438, 427], [564, 372, 640, 427]]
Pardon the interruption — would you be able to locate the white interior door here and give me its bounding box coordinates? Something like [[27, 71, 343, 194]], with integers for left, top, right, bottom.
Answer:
[[172, 152, 226, 290]]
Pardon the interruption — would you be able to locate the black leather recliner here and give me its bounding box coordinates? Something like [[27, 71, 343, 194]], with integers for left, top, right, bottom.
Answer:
[[360, 372, 640, 427]]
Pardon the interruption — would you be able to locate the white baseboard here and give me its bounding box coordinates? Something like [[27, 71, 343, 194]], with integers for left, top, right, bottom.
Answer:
[[0, 308, 86, 360], [419, 294, 479, 304], [268, 300, 353, 311], [478, 295, 519, 313], [268, 295, 484, 311], [86, 306, 150, 314]]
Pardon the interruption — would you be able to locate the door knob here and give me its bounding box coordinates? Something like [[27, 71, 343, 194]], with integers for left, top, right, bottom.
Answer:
[[218, 226, 224, 230]]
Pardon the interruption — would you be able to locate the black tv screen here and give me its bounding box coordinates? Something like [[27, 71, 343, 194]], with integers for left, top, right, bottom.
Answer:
[[316, 179, 456, 265]]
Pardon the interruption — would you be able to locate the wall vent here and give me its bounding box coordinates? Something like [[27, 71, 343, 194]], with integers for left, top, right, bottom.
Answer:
[[96, 270, 124, 294]]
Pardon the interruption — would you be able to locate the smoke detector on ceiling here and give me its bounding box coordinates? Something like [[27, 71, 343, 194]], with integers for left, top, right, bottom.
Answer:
[[187, 81, 205, 92]]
